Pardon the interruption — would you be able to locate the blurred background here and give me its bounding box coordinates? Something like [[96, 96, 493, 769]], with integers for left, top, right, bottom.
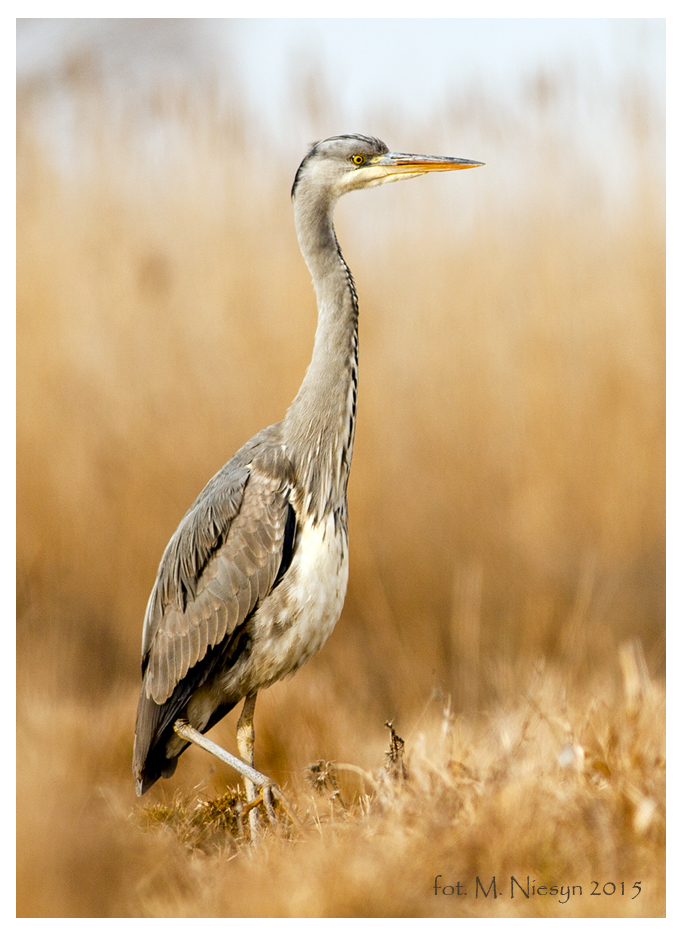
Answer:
[[17, 18, 665, 916]]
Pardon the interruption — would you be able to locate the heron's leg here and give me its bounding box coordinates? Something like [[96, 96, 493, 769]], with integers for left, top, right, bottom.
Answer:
[[172, 719, 300, 832], [237, 692, 261, 836], [173, 718, 273, 790]]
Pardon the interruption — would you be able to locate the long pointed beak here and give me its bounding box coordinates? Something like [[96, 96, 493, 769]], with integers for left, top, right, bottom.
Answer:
[[370, 151, 484, 180]]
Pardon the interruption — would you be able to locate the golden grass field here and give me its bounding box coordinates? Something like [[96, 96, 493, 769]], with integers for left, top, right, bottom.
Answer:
[[17, 63, 665, 917]]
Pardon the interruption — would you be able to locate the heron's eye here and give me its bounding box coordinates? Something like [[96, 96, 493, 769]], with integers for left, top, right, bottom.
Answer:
[[352, 155, 365, 166]]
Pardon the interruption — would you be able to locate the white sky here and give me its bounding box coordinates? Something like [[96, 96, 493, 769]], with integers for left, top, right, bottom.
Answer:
[[227, 18, 664, 131], [17, 18, 665, 129], [16, 17, 666, 199]]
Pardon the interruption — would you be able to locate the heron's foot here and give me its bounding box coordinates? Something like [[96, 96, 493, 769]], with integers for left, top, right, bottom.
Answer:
[[238, 781, 299, 829], [172, 719, 301, 839]]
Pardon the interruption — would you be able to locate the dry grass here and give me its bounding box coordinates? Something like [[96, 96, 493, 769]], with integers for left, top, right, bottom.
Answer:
[[17, 651, 664, 917], [17, 61, 664, 917]]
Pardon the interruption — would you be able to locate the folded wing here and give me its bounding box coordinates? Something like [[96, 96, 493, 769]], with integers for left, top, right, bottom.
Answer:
[[133, 433, 296, 792]]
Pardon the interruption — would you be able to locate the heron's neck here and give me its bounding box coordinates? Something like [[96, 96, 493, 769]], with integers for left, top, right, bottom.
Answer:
[[284, 192, 359, 522]]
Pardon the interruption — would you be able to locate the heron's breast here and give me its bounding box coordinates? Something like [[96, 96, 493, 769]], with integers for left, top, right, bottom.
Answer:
[[245, 512, 349, 686]]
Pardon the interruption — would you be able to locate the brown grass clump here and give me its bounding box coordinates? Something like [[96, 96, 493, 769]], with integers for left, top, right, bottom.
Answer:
[[17, 648, 664, 917], [17, 53, 664, 917]]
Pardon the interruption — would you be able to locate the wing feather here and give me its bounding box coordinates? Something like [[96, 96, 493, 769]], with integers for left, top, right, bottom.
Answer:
[[134, 432, 298, 791], [188, 619, 201, 669], [205, 600, 219, 647], [140, 438, 295, 706]]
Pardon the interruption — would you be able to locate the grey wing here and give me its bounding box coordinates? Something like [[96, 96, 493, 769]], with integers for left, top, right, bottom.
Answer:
[[140, 447, 295, 706]]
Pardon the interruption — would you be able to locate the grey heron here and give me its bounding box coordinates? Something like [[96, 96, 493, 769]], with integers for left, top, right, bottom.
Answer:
[[133, 134, 482, 826]]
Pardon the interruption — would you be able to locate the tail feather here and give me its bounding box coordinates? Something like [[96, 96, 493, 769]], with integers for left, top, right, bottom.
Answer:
[[133, 630, 247, 794]]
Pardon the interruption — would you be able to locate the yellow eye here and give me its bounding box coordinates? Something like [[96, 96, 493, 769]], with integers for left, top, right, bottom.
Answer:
[[352, 155, 365, 165]]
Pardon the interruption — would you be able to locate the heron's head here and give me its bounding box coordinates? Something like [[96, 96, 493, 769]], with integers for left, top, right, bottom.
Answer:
[[291, 134, 483, 201]]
